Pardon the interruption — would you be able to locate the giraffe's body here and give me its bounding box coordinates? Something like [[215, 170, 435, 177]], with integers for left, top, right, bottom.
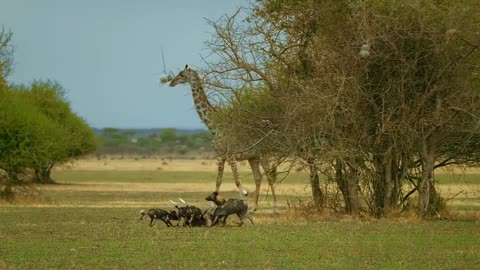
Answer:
[[169, 65, 277, 211]]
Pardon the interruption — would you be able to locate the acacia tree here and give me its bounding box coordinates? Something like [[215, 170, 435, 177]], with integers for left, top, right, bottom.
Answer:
[[204, 0, 480, 217], [20, 80, 97, 184], [332, 0, 480, 217], [0, 89, 65, 198], [0, 31, 97, 194], [1, 82, 96, 194]]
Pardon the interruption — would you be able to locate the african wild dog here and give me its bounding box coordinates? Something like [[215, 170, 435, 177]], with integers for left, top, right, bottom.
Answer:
[[202, 205, 218, 227], [205, 191, 253, 227], [170, 199, 206, 227], [204, 191, 227, 225], [188, 206, 207, 227], [139, 208, 179, 227]]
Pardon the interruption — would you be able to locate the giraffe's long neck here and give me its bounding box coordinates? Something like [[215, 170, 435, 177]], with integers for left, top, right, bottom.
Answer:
[[189, 71, 216, 132]]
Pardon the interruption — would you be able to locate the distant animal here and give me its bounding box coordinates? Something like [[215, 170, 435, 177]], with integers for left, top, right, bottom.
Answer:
[[205, 191, 253, 227], [139, 208, 179, 227]]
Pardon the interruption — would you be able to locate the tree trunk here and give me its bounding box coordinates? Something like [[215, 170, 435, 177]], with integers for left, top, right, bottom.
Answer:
[[1, 173, 18, 201], [335, 159, 349, 212], [383, 155, 394, 216], [372, 155, 386, 217], [335, 159, 360, 215], [307, 157, 324, 209], [419, 138, 435, 218], [346, 168, 360, 215], [0, 184, 14, 201], [419, 98, 442, 218], [33, 164, 56, 184]]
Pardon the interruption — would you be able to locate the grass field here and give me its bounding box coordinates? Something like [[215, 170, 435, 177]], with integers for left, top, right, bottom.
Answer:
[[1, 158, 480, 269]]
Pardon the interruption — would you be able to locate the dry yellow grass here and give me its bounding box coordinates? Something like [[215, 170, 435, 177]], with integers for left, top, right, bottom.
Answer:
[[61, 156, 480, 174], [56, 157, 308, 192], [39, 157, 310, 209], [55, 157, 479, 197], [437, 166, 480, 175], [57, 157, 256, 172], [43, 157, 480, 215], [41, 180, 310, 195]]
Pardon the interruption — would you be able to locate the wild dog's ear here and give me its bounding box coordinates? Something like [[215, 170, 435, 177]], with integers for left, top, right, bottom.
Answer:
[[185, 64, 188, 69], [169, 200, 178, 206]]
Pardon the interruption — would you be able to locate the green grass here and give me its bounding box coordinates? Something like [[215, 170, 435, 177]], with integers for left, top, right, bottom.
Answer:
[[0, 207, 479, 270], [436, 174, 480, 185], [1, 170, 479, 269], [39, 189, 207, 205], [37, 189, 296, 210]]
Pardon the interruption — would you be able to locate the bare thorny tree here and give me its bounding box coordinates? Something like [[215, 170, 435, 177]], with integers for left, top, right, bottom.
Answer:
[[201, 0, 480, 218], [0, 29, 13, 88]]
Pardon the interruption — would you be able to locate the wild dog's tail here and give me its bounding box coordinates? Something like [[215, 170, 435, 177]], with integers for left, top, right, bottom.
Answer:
[[169, 200, 180, 209], [179, 198, 188, 206]]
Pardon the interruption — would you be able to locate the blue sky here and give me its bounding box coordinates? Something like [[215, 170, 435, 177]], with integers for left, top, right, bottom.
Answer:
[[0, 0, 245, 129]]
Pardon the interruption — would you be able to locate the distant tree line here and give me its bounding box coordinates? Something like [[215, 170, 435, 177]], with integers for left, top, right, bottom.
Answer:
[[95, 128, 213, 156], [0, 30, 97, 200]]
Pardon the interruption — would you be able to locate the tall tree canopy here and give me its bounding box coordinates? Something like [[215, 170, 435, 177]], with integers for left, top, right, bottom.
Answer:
[[204, 0, 480, 217]]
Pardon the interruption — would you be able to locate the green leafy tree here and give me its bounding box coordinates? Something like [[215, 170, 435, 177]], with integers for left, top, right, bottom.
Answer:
[[0, 32, 96, 200], [0, 89, 65, 197], [10, 81, 97, 184], [159, 128, 177, 142]]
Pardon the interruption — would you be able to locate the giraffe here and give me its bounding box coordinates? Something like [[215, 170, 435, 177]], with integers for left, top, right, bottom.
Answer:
[[168, 65, 277, 211]]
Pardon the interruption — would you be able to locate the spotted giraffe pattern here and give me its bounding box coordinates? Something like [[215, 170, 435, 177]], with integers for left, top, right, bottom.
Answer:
[[169, 65, 277, 211]]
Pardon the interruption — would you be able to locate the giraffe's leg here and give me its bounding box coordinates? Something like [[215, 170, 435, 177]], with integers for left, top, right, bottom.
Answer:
[[261, 159, 278, 213], [248, 158, 262, 212], [227, 157, 242, 190], [216, 157, 226, 192]]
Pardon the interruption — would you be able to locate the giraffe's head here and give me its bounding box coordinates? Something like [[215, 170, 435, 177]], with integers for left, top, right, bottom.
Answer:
[[169, 65, 196, 87]]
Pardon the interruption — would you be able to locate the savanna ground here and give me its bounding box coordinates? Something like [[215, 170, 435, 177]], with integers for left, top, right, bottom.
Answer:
[[1, 157, 480, 269]]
